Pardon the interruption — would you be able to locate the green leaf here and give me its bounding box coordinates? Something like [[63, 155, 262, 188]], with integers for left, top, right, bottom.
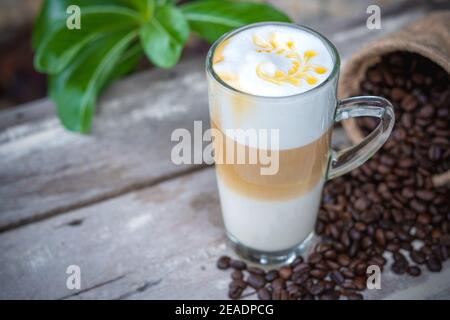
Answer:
[[139, 5, 189, 68], [50, 31, 138, 133], [107, 44, 143, 84], [33, 0, 132, 50], [128, 0, 155, 19], [181, 0, 291, 43], [35, 6, 141, 74]]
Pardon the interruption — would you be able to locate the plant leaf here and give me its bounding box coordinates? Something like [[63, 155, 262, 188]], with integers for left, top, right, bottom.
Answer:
[[107, 43, 143, 85], [50, 31, 138, 133], [35, 6, 141, 74], [33, 0, 134, 50], [181, 0, 291, 43], [139, 5, 189, 68], [128, 0, 155, 19]]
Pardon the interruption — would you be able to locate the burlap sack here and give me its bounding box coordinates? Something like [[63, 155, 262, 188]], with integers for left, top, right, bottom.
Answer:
[[339, 11, 450, 187]]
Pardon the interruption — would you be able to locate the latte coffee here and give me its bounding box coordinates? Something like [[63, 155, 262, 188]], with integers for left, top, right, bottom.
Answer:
[[206, 23, 395, 264]]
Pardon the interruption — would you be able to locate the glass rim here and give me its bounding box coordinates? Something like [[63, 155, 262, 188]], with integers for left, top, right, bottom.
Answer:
[[206, 22, 341, 100]]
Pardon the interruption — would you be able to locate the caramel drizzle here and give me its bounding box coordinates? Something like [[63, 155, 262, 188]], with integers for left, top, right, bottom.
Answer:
[[252, 33, 328, 86]]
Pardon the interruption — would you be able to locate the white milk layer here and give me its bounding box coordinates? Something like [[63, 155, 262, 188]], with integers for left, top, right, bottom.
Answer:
[[213, 25, 333, 97], [211, 79, 336, 149], [217, 176, 325, 252]]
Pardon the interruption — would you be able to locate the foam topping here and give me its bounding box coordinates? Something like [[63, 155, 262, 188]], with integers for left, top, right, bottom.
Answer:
[[212, 25, 334, 97]]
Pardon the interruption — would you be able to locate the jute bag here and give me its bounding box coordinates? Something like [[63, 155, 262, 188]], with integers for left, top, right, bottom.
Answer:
[[339, 11, 450, 187]]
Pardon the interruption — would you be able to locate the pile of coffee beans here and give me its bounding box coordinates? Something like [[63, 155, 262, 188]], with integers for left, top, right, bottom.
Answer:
[[216, 52, 449, 300]]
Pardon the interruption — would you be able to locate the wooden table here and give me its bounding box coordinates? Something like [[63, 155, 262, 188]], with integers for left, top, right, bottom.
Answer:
[[1, 1, 449, 299]]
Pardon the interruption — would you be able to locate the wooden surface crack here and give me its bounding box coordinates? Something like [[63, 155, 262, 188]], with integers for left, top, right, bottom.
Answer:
[[0, 164, 209, 234], [58, 274, 127, 300], [114, 278, 163, 300]]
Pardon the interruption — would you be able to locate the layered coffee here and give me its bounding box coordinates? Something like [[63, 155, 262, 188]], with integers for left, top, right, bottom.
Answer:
[[208, 24, 336, 253]]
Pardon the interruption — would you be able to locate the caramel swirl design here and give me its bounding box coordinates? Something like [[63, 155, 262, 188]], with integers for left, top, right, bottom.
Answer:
[[252, 33, 328, 86]]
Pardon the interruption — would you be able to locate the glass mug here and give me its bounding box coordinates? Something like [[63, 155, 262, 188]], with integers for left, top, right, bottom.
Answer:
[[206, 22, 395, 264]]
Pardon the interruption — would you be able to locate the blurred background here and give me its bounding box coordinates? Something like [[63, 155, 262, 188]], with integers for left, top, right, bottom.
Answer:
[[0, 0, 445, 110]]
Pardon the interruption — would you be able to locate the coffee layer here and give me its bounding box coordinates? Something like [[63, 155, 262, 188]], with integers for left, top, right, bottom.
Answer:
[[212, 121, 332, 201]]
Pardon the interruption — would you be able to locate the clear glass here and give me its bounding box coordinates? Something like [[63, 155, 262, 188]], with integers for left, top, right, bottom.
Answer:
[[206, 22, 395, 265]]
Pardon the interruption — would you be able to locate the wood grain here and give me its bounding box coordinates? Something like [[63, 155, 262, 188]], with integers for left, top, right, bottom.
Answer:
[[0, 0, 446, 300], [0, 1, 431, 231], [0, 168, 448, 299], [0, 58, 210, 231]]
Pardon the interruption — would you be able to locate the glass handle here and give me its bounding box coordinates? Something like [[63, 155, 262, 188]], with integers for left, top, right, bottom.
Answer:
[[327, 96, 395, 180]]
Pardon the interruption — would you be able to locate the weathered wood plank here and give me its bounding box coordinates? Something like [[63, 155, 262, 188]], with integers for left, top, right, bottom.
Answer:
[[0, 168, 448, 299], [0, 58, 210, 231], [0, 1, 431, 230]]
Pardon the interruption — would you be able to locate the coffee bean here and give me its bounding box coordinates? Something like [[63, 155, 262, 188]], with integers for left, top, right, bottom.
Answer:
[[368, 69, 383, 83], [410, 250, 426, 265], [265, 270, 279, 282], [410, 199, 427, 213], [271, 278, 286, 291], [340, 267, 355, 279], [428, 145, 442, 161], [391, 87, 406, 101], [375, 228, 386, 247], [308, 252, 322, 264], [394, 252, 408, 265], [228, 286, 243, 300], [337, 254, 351, 266], [419, 104, 435, 118], [231, 270, 243, 280], [229, 279, 246, 290], [401, 94, 418, 111], [279, 266, 292, 280], [248, 266, 265, 276], [346, 292, 364, 300], [217, 256, 231, 270], [417, 213, 431, 224], [355, 262, 368, 276], [326, 259, 340, 270], [272, 288, 288, 300], [391, 261, 407, 275], [426, 257, 442, 272], [415, 190, 434, 201], [287, 285, 301, 299], [309, 283, 325, 296], [230, 260, 246, 270], [293, 263, 311, 275], [320, 290, 340, 300], [271, 288, 281, 300], [354, 198, 369, 211], [291, 256, 304, 266], [349, 228, 362, 241], [292, 272, 309, 285], [247, 274, 265, 289], [330, 270, 344, 285], [302, 293, 315, 300], [407, 266, 421, 277], [324, 249, 337, 260], [354, 276, 366, 290], [257, 288, 271, 300], [310, 269, 327, 279], [361, 236, 373, 249], [341, 280, 357, 290]]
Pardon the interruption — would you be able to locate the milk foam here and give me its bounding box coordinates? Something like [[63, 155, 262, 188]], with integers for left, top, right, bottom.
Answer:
[[218, 176, 324, 252], [213, 25, 333, 97]]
